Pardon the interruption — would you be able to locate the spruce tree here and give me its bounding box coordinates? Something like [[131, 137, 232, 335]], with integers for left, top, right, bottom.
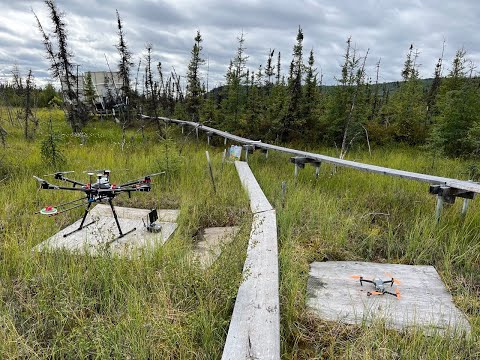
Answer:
[[84, 71, 96, 108], [282, 26, 304, 142], [34, 0, 88, 132], [115, 10, 133, 101], [303, 49, 319, 139], [221, 32, 249, 131], [429, 49, 480, 157], [383, 45, 425, 144], [186, 31, 205, 122], [265, 49, 275, 90]]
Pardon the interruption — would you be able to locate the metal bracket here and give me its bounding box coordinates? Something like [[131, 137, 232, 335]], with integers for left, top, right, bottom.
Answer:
[[429, 185, 475, 204], [243, 145, 255, 162], [429, 185, 476, 221], [289, 157, 322, 178], [206, 132, 213, 145]]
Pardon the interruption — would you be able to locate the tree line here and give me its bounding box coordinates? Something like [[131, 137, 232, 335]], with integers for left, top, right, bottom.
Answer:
[[171, 28, 480, 159], [5, 0, 480, 159]]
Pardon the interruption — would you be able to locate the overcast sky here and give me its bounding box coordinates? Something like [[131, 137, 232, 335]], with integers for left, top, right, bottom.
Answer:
[[0, 0, 479, 89]]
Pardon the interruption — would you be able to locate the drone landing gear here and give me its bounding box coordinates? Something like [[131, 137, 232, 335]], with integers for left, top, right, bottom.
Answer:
[[106, 199, 136, 244], [63, 202, 95, 238]]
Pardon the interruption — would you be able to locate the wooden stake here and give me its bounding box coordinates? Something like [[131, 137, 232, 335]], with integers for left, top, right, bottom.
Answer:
[[206, 151, 216, 194], [221, 149, 226, 171], [281, 181, 286, 208]]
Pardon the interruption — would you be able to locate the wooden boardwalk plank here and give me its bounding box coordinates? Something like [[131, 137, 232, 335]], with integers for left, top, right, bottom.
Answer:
[[222, 162, 280, 360]]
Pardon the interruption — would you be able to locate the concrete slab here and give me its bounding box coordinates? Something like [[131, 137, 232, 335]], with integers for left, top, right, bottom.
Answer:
[[193, 226, 240, 269], [90, 204, 180, 222], [307, 261, 471, 335], [35, 205, 179, 256]]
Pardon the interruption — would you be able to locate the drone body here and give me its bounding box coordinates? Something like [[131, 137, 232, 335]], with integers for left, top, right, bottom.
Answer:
[[351, 274, 401, 299], [34, 170, 164, 241]]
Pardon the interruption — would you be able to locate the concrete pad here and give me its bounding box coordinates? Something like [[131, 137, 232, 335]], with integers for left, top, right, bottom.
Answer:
[[307, 261, 471, 335], [90, 204, 180, 222], [35, 205, 179, 256], [193, 226, 240, 269]]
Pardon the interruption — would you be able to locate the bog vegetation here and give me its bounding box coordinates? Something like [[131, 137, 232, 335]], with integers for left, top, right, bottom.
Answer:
[[0, 0, 479, 358]]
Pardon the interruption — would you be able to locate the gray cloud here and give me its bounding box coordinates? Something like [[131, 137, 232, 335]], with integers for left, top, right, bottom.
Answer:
[[0, 0, 479, 88]]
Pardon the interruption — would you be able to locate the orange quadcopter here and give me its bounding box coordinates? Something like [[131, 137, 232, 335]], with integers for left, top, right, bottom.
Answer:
[[351, 273, 401, 299]]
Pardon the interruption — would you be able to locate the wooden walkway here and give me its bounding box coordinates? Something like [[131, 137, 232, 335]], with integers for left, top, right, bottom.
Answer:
[[221, 161, 279, 360], [142, 115, 480, 196]]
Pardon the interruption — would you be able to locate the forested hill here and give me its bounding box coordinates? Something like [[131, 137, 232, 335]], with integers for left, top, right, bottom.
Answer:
[[208, 78, 435, 98]]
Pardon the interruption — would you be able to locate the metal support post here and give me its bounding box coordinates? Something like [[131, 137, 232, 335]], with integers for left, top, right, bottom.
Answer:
[[315, 162, 321, 179], [435, 195, 444, 223], [461, 198, 470, 217]]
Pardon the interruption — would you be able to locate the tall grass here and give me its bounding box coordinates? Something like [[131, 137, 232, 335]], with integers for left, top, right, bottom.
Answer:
[[1, 109, 479, 358], [248, 147, 479, 359], [0, 110, 250, 358]]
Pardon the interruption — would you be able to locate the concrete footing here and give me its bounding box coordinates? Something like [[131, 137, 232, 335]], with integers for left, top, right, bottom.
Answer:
[[307, 261, 471, 335], [193, 226, 240, 269], [34, 204, 179, 256]]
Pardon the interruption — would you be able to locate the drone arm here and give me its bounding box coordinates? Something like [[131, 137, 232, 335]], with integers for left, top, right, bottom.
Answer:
[[45, 185, 87, 191], [97, 185, 151, 194], [118, 172, 165, 187], [383, 290, 400, 298], [360, 278, 374, 286], [57, 176, 86, 187], [118, 179, 143, 187]]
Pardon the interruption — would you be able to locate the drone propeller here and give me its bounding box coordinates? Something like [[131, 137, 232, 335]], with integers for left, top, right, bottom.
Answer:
[[351, 275, 362, 279], [44, 171, 75, 177], [368, 291, 383, 296], [33, 175, 48, 183], [145, 172, 165, 178], [83, 169, 129, 173], [385, 272, 401, 285], [395, 287, 401, 299]]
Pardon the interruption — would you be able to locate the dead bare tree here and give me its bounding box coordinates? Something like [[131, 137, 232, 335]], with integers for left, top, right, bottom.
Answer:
[[33, 0, 88, 132], [339, 40, 369, 160]]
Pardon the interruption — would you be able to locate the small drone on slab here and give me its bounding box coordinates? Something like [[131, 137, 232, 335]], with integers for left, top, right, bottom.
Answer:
[[351, 273, 401, 299], [34, 170, 164, 241]]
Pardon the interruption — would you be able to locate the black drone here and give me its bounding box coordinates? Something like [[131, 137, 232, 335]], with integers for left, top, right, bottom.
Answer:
[[34, 170, 164, 240], [351, 273, 401, 299]]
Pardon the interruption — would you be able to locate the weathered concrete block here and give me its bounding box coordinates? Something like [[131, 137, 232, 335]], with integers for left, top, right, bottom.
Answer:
[[34, 205, 179, 256], [193, 226, 240, 269], [307, 261, 471, 335]]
